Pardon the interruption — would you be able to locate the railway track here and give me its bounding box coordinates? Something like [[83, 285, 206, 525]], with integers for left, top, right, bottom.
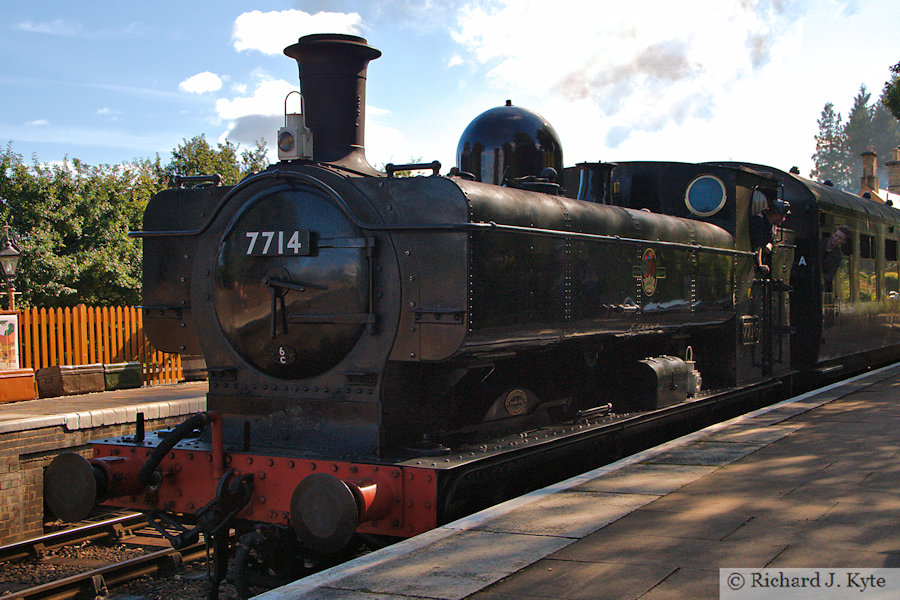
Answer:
[[3, 543, 208, 600], [0, 513, 147, 564]]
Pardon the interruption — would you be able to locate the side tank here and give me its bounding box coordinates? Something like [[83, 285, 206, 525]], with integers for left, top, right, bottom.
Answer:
[[457, 178, 736, 354], [351, 174, 737, 365]]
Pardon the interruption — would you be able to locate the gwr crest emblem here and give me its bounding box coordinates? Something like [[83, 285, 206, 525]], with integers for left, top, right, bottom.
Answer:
[[640, 248, 666, 296]]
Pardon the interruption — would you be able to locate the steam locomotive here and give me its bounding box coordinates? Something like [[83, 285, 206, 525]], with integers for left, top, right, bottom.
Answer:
[[44, 33, 900, 592]]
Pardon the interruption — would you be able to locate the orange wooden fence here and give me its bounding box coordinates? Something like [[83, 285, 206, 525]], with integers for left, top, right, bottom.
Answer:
[[17, 305, 182, 385]]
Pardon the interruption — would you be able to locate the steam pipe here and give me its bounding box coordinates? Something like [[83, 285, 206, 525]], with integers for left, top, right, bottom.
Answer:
[[138, 411, 220, 487]]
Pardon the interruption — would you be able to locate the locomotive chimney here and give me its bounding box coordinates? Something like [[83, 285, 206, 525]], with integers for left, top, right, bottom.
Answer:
[[284, 34, 381, 172]]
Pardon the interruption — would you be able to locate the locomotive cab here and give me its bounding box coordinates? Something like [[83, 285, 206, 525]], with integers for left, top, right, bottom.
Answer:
[[575, 160, 795, 384]]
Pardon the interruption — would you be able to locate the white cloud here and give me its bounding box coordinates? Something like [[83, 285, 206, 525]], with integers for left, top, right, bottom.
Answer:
[[367, 105, 391, 118], [15, 19, 82, 36], [452, 0, 788, 124], [25, 119, 49, 126], [365, 121, 409, 168], [14, 18, 148, 40], [232, 10, 364, 55], [215, 78, 296, 120], [362, 105, 408, 167], [215, 77, 296, 155], [447, 54, 463, 68], [179, 72, 223, 94], [441, 0, 900, 175]]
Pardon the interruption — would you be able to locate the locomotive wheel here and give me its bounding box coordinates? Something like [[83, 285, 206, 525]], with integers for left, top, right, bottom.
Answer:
[[290, 473, 360, 554]]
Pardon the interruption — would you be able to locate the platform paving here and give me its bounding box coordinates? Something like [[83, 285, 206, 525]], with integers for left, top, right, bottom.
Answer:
[[253, 363, 900, 600], [0, 381, 207, 433]]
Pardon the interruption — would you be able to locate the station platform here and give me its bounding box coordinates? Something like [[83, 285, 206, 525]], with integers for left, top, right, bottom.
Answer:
[[255, 363, 900, 600], [0, 382, 207, 545], [0, 381, 207, 435]]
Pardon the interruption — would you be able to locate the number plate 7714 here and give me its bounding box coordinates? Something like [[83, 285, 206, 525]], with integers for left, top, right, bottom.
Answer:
[[245, 230, 311, 256]]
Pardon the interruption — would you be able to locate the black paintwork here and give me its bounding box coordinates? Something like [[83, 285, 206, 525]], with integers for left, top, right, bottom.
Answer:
[[457, 101, 563, 186]]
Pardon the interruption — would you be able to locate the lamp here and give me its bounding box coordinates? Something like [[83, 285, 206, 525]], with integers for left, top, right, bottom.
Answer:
[[0, 224, 21, 311]]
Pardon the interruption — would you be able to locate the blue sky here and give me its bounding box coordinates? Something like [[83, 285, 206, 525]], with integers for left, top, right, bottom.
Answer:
[[2, 1, 898, 177]]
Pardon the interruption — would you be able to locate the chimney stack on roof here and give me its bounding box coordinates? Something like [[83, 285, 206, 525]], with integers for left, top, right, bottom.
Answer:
[[886, 146, 900, 194], [861, 146, 878, 191]]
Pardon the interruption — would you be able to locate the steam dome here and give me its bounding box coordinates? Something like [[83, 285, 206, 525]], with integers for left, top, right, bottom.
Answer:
[[456, 100, 563, 185]]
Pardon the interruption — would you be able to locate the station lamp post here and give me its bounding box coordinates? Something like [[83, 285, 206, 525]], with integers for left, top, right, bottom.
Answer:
[[0, 224, 21, 311]]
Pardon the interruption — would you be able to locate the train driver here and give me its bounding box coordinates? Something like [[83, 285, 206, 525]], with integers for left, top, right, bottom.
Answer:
[[821, 225, 851, 284], [750, 199, 790, 275]]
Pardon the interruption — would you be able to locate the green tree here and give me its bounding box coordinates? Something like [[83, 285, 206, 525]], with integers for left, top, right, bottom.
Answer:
[[166, 135, 269, 185], [241, 139, 270, 175], [0, 134, 269, 307], [844, 84, 900, 189], [844, 85, 873, 188], [811, 84, 900, 192], [0, 145, 167, 307], [883, 61, 900, 121], [810, 102, 851, 190]]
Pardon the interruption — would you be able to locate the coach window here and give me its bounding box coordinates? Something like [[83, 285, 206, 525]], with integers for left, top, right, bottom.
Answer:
[[830, 229, 852, 303], [886, 239, 899, 299], [859, 233, 876, 302]]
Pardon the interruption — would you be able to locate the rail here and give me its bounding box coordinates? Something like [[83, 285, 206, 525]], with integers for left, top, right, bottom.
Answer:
[[5, 543, 207, 600], [0, 511, 210, 600], [0, 513, 147, 564]]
